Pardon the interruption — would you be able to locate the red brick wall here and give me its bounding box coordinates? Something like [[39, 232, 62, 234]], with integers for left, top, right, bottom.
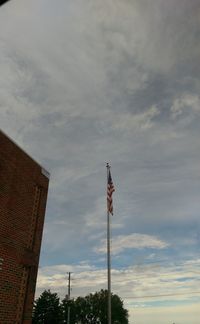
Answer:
[[0, 131, 49, 324]]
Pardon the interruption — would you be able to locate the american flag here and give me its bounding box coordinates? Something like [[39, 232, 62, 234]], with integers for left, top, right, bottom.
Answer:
[[107, 168, 115, 215]]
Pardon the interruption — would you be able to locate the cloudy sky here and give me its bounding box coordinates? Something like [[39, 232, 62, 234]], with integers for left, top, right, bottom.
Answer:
[[1, 0, 200, 322]]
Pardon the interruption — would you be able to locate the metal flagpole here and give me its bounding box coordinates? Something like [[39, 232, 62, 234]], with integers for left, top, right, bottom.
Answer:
[[106, 163, 111, 324], [67, 272, 71, 324]]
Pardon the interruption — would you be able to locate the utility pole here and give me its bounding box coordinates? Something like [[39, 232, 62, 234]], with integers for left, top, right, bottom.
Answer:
[[67, 272, 71, 324]]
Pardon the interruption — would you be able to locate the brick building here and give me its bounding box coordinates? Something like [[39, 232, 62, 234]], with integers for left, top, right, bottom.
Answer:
[[0, 130, 49, 323]]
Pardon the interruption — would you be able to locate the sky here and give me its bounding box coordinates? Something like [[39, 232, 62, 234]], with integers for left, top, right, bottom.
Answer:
[[1, 0, 200, 323]]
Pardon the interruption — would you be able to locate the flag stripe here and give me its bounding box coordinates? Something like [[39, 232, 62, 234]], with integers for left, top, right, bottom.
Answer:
[[107, 169, 115, 215]]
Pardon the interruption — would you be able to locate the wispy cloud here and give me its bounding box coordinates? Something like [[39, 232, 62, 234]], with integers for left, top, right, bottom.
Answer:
[[1, 0, 200, 322], [94, 233, 169, 255], [36, 258, 200, 305], [171, 93, 200, 119]]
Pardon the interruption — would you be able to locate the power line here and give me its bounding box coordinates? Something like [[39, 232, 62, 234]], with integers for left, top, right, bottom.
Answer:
[[70, 291, 200, 301], [122, 291, 200, 299], [72, 271, 200, 282], [112, 271, 200, 281]]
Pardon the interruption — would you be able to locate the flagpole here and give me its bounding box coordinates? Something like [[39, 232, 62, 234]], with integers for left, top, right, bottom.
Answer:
[[106, 163, 111, 324]]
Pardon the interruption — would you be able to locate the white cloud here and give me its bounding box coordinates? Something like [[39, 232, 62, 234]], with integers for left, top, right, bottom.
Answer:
[[112, 106, 160, 132], [1, 1, 200, 322], [171, 93, 200, 119], [94, 233, 169, 255], [128, 303, 200, 324], [36, 258, 200, 313], [36, 262, 107, 298]]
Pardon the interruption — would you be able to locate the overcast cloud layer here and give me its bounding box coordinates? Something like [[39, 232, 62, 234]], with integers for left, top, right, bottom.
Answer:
[[1, 0, 200, 323]]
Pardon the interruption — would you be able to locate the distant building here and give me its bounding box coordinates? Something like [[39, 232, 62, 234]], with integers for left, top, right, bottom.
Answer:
[[0, 130, 49, 323]]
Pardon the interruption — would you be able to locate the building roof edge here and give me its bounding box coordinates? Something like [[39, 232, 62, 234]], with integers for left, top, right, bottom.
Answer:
[[0, 129, 50, 179]]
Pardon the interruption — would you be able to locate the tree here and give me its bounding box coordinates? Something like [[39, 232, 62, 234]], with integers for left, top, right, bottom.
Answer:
[[62, 289, 129, 324], [62, 297, 77, 323], [34, 289, 129, 324], [32, 290, 62, 324]]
